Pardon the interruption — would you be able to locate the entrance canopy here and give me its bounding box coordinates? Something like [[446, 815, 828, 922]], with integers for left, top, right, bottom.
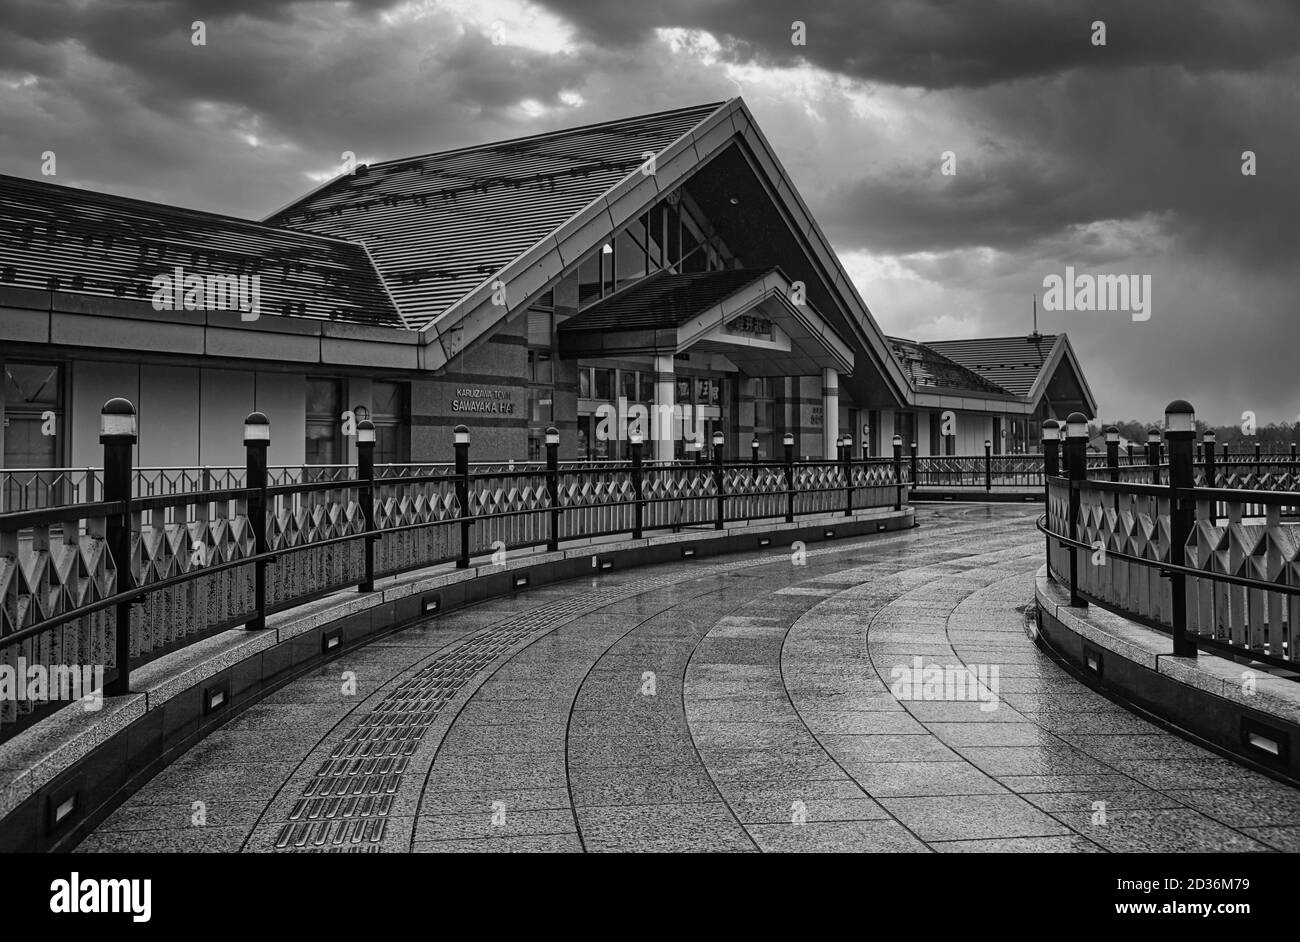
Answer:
[[557, 267, 853, 376]]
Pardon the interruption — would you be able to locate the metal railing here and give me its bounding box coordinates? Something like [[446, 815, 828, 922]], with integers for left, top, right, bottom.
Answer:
[[0, 428, 908, 740], [1040, 432, 1300, 672]]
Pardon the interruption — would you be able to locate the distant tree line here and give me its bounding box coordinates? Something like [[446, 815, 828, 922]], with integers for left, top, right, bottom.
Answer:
[[1087, 419, 1300, 451]]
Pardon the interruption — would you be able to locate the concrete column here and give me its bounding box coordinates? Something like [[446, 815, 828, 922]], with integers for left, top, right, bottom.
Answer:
[[821, 368, 839, 460], [653, 353, 675, 463]]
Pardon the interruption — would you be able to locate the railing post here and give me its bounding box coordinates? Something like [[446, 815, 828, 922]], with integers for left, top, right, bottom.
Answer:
[[1105, 426, 1119, 483], [1126, 442, 1134, 465], [841, 434, 853, 517], [1202, 430, 1217, 524], [1147, 429, 1161, 486], [545, 426, 560, 551], [357, 419, 376, 592], [984, 439, 993, 492], [1166, 401, 1197, 657], [784, 432, 796, 523], [630, 432, 644, 540], [244, 412, 270, 631], [1065, 413, 1088, 608], [892, 433, 903, 512], [1041, 420, 1060, 568], [909, 441, 918, 492], [102, 398, 137, 697], [454, 425, 471, 568]]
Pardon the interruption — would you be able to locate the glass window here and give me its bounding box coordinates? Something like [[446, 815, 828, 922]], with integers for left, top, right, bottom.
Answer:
[[614, 223, 647, 291], [528, 350, 553, 385], [638, 372, 654, 403], [665, 203, 681, 268], [306, 378, 342, 465], [594, 368, 614, 401], [676, 378, 690, 403], [3, 361, 62, 472], [578, 251, 602, 307], [645, 207, 664, 271], [371, 380, 409, 464], [620, 369, 636, 403], [578, 368, 591, 399]]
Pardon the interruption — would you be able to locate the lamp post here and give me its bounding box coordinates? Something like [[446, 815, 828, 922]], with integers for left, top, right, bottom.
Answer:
[[783, 431, 796, 523], [454, 425, 470, 568], [1041, 419, 1060, 569], [545, 427, 560, 551], [712, 430, 725, 530], [1105, 426, 1120, 483], [102, 398, 137, 696], [892, 433, 903, 512], [630, 429, 644, 539], [357, 419, 376, 592], [243, 412, 271, 631], [1165, 400, 1197, 657], [909, 440, 918, 491], [1065, 412, 1089, 608], [1147, 428, 1162, 485], [984, 439, 993, 492], [840, 434, 853, 517], [751, 435, 760, 467], [1202, 430, 1217, 524]]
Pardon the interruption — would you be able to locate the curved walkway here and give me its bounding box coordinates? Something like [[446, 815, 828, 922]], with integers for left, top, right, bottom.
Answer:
[[77, 505, 1300, 852]]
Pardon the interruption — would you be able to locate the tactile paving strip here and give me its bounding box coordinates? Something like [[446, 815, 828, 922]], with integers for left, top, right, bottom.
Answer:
[[271, 529, 920, 851]]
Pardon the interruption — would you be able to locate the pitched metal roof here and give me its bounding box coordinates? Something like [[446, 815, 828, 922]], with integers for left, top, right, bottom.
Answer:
[[0, 173, 404, 328], [266, 102, 727, 329], [887, 337, 1012, 396], [558, 268, 771, 333], [922, 334, 1060, 397]]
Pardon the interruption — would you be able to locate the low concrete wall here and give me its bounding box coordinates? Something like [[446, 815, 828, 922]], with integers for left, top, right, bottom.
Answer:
[[0, 506, 912, 852], [1034, 566, 1300, 785]]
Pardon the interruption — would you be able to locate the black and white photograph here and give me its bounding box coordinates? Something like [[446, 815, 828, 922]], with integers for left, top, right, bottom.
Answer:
[[0, 0, 1296, 918]]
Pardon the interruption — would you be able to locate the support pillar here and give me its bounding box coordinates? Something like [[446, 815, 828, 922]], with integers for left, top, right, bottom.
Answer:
[[821, 368, 838, 460], [653, 354, 675, 464]]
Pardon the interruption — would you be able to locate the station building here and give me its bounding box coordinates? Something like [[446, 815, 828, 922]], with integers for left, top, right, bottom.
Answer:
[[0, 98, 1095, 474]]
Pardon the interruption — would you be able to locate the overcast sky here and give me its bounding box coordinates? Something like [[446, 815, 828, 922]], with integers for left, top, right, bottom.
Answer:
[[2, 0, 1296, 424]]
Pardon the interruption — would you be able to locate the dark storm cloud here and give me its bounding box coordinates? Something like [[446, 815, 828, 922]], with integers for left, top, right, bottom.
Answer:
[[816, 64, 1299, 271], [535, 0, 1300, 89]]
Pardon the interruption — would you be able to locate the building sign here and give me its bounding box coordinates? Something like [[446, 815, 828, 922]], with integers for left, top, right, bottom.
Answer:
[[451, 386, 516, 415], [726, 314, 774, 341]]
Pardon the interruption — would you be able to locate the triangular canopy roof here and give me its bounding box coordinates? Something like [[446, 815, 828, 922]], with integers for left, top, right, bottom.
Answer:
[[558, 267, 853, 377], [269, 98, 914, 406]]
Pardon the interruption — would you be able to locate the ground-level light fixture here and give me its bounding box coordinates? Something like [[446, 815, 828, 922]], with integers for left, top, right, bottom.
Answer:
[[356, 419, 376, 445], [545, 426, 560, 447], [1105, 426, 1119, 444], [1041, 419, 1060, 442], [1066, 413, 1089, 439], [454, 425, 470, 446]]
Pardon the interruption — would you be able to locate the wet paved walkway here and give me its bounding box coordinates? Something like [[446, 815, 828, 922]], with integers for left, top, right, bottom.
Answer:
[[79, 505, 1300, 852]]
